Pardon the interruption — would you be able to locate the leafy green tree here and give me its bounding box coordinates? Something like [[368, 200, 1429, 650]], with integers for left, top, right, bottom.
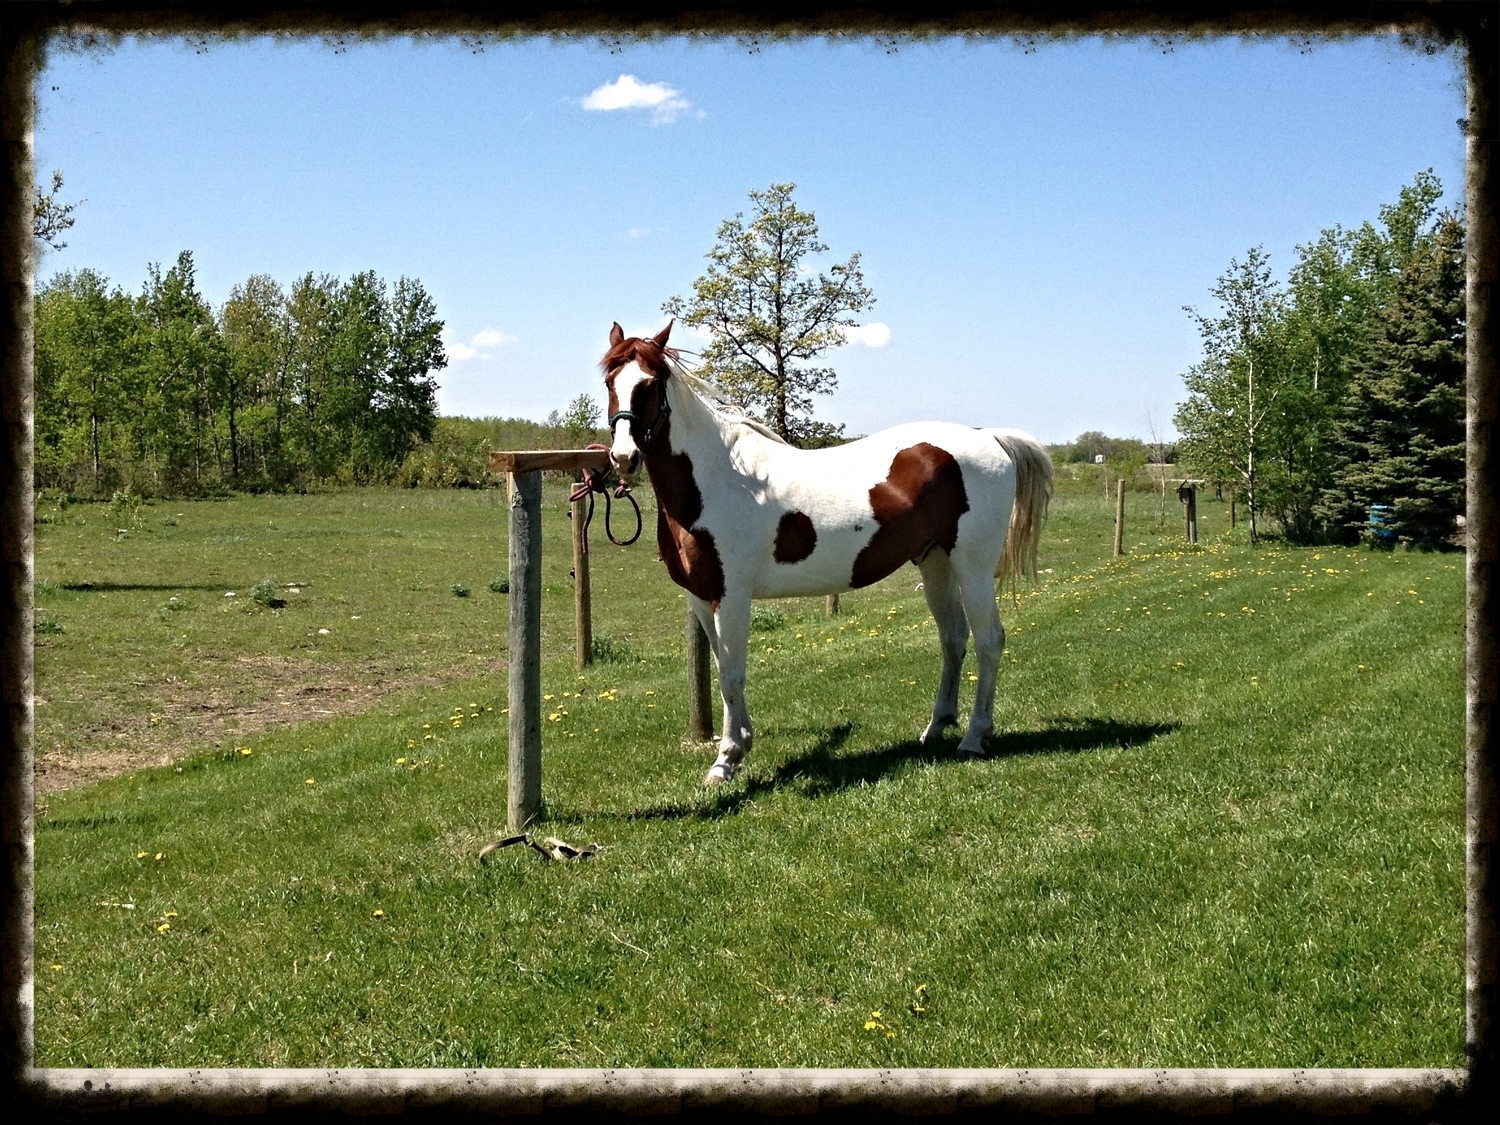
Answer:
[[33, 169, 81, 253], [1317, 216, 1466, 547], [1174, 170, 1454, 544], [375, 276, 445, 467], [33, 269, 140, 491], [219, 274, 289, 486], [663, 182, 874, 446], [1175, 247, 1287, 544], [285, 272, 339, 481], [138, 252, 226, 493]]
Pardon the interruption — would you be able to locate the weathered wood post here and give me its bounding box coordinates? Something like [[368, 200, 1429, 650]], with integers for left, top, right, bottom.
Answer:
[[825, 594, 840, 616], [1113, 479, 1126, 558], [1184, 484, 1199, 544], [687, 614, 714, 740], [571, 494, 592, 671], [489, 448, 612, 832], [506, 469, 542, 831]]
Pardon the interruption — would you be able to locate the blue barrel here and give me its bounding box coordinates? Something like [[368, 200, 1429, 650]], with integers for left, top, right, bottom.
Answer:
[[1367, 504, 1396, 542]]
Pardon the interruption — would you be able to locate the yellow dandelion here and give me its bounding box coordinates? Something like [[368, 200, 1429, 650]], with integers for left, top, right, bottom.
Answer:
[[50, 964, 62, 971], [396, 757, 407, 765], [165, 911, 178, 918], [238, 747, 252, 756], [372, 909, 385, 918], [305, 778, 315, 786], [154, 853, 164, 861], [137, 851, 147, 859], [156, 922, 170, 933]]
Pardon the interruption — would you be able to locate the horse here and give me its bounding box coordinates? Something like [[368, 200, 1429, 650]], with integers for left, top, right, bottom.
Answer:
[[602, 321, 1053, 785]]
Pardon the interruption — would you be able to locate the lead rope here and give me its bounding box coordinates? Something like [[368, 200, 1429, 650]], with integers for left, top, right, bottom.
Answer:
[[568, 443, 643, 549]]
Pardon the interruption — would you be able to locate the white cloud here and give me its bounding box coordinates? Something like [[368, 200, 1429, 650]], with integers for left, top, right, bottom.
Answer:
[[472, 328, 518, 348], [581, 74, 694, 125], [447, 328, 518, 362], [842, 322, 892, 348], [625, 227, 651, 240]]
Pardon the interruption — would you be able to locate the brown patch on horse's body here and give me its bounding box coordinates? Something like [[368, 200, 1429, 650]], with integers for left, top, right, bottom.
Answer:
[[650, 446, 726, 605], [773, 511, 817, 564], [851, 443, 970, 588]]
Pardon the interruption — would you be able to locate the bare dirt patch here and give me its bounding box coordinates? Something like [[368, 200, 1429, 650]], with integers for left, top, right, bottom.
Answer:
[[34, 654, 506, 796]]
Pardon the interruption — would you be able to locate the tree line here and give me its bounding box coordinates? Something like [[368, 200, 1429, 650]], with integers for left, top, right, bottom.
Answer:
[[35, 251, 447, 496], [1174, 170, 1465, 548]]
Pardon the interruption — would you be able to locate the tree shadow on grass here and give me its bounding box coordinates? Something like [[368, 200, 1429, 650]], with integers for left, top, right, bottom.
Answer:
[[622, 715, 1177, 822]]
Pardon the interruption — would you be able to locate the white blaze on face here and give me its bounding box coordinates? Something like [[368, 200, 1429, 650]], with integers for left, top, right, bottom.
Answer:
[[609, 360, 653, 476]]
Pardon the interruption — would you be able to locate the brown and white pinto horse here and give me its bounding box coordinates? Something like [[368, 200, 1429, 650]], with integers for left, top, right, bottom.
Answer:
[[604, 322, 1053, 785]]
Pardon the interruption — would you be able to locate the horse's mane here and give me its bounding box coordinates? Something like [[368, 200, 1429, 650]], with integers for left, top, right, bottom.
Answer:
[[664, 355, 789, 446], [602, 333, 789, 446]]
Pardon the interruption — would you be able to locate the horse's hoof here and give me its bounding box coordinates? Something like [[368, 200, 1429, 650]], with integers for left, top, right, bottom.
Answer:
[[957, 746, 987, 760], [704, 764, 735, 785]]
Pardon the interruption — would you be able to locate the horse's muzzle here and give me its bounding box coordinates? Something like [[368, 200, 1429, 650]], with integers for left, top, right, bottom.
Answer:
[[611, 448, 641, 477]]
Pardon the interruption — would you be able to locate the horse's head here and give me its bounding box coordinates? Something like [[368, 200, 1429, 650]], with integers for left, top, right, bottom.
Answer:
[[601, 320, 674, 478]]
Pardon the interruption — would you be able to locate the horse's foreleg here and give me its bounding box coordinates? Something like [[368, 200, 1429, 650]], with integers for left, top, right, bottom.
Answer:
[[705, 590, 753, 785], [956, 570, 1004, 757], [918, 553, 968, 745]]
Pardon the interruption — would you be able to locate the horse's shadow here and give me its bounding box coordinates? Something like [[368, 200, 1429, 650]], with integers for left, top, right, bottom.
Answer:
[[624, 714, 1177, 822]]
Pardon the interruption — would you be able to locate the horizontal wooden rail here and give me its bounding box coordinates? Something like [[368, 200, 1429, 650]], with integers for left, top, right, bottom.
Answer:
[[490, 449, 612, 474]]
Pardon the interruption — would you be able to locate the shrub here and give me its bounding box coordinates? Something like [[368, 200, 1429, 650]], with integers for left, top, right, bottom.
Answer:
[[250, 579, 286, 609], [750, 604, 787, 631], [451, 583, 471, 598], [488, 576, 509, 594], [590, 633, 636, 664]]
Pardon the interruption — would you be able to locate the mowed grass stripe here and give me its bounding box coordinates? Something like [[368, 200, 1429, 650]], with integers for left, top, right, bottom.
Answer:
[[34, 482, 1462, 1067]]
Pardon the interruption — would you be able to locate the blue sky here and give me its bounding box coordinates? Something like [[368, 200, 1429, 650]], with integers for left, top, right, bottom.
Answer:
[[34, 33, 1465, 443]]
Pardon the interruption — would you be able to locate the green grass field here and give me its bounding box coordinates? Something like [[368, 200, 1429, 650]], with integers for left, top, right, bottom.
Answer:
[[32, 475, 1465, 1068]]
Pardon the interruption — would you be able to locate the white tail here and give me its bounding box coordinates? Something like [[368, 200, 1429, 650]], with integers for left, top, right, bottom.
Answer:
[[992, 429, 1054, 588]]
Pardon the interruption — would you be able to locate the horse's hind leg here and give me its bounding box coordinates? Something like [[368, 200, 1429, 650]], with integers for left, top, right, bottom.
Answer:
[[705, 589, 753, 785], [918, 552, 968, 745], [954, 565, 1005, 757]]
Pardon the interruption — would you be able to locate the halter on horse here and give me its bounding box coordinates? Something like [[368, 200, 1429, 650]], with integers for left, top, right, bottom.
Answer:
[[603, 321, 1054, 785]]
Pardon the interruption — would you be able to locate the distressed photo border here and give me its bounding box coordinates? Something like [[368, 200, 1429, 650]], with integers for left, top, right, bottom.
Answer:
[[2, 1, 1493, 1117]]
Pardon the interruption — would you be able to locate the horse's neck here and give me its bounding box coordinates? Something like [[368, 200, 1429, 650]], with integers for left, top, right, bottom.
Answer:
[[645, 380, 753, 504]]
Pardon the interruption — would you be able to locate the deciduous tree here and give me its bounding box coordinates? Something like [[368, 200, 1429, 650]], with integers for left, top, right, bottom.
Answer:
[[663, 182, 873, 446]]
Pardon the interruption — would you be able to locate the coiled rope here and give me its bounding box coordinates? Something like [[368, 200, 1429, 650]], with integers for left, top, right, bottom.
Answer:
[[568, 444, 643, 549]]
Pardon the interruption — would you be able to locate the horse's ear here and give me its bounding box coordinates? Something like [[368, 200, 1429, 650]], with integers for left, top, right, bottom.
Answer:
[[652, 320, 673, 348], [609, 322, 624, 347]]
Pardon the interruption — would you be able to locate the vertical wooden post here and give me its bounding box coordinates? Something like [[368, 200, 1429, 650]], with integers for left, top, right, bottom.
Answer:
[[571, 495, 592, 671], [825, 594, 839, 616], [687, 612, 714, 741], [1185, 485, 1199, 544], [1113, 479, 1126, 557], [507, 471, 542, 831]]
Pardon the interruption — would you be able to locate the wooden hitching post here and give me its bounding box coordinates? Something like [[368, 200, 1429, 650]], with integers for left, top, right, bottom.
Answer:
[[825, 594, 839, 616], [506, 469, 543, 831], [1113, 479, 1126, 558], [489, 448, 611, 832], [571, 495, 592, 671], [687, 613, 714, 741], [1184, 484, 1199, 545]]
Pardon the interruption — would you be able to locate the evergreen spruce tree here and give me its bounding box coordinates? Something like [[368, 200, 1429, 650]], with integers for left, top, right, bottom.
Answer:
[[1318, 216, 1466, 548]]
